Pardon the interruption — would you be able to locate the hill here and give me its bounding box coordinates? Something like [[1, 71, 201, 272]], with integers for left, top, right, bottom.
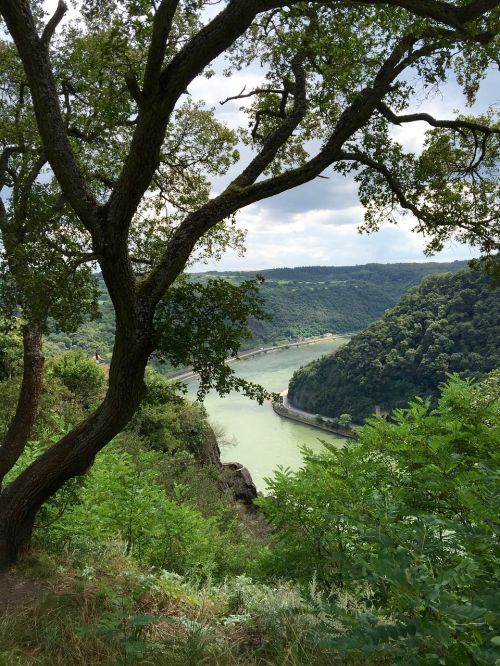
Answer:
[[199, 261, 469, 343], [287, 268, 500, 422], [45, 261, 468, 356]]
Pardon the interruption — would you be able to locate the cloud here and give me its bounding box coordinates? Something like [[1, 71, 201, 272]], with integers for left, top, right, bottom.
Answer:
[[189, 70, 267, 131], [190, 62, 494, 271], [191, 201, 479, 272]]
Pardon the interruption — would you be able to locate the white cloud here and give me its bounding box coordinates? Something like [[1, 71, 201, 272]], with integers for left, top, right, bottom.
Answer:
[[191, 201, 479, 272]]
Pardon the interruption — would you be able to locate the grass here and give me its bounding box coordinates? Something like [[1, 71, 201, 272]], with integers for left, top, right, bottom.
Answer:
[[0, 547, 339, 666]]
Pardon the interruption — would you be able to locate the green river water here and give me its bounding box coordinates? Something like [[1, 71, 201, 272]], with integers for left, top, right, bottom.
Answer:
[[185, 337, 349, 491]]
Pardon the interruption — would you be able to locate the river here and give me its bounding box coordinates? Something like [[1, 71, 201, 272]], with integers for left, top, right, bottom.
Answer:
[[185, 337, 349, 491]]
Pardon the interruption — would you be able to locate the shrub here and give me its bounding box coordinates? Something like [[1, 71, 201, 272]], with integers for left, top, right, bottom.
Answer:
[[43, 446, 226, 576], [48, 351, 105, 409], [128, 368, 208, 456], [258, 373, 500, 663]]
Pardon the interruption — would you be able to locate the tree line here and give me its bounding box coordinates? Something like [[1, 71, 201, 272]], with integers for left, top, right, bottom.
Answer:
[[288, 268, 500, 422]]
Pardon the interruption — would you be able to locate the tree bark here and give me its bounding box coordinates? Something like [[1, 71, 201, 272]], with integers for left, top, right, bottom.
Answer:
[[0, 324, 44, 488], [0, 322, 152, 567]]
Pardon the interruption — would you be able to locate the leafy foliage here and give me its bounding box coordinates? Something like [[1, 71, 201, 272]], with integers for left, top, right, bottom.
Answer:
[[1, 362, 253, 579], [0, 322, 21, 381], [259, 373, 500, 664], [155, 277, 272, 401], [127, 367, 208, 455], [48, 351, 105, 410], [48, 445, 226, 574], [289, 268, 500, 421]]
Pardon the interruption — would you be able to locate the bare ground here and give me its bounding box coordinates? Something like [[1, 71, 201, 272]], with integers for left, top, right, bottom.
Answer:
[[0, 570, 45, 608]]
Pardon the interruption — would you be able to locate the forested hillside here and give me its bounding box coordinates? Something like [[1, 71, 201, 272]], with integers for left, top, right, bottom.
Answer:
[[1, 366, 498, 665], [45, 261, 467, 356], [288, 269, 500, 422]]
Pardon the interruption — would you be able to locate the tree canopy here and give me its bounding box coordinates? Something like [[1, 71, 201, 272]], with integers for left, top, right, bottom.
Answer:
[[288, 267, 500, 421], [0, 0, 499, 564]]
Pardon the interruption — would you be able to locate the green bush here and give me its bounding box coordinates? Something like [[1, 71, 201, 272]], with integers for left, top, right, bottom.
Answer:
[[337, 413, 352, 428], [43, 446, 227, 576], [0, 325, 22, 381], [258, 373, 500, 664], [48, 350, 105, 409], [0, 372, 86, 447], [128, 368, 208, 456]]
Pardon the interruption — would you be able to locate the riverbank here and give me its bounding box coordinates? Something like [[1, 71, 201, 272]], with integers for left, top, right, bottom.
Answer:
[[273, 392, 357, 439], [168, 334, 349, 383], [184, 336, 349, 491]]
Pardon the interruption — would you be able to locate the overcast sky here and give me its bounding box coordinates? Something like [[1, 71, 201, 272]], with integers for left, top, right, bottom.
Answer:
[[188, 64, 498, 272], [44, 1, 498, 271]]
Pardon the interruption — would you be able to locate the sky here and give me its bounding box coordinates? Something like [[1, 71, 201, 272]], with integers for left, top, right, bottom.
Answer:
[[188, 65, 498, 272], [43, 2, 499, 271]]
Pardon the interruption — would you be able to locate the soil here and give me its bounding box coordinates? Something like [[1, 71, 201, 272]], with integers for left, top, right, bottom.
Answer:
[[0, 570, 45, 608]]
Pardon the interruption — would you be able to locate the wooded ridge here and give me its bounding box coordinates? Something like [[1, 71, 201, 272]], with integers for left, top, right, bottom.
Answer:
[[44, 260, 469, 356], [288, 268, 500, 421]]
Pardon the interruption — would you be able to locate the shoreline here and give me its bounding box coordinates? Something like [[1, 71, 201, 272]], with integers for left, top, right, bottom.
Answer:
[[272, 401, 357, 439], [167, 334, 350, 383], [273, 390, 358, 439]]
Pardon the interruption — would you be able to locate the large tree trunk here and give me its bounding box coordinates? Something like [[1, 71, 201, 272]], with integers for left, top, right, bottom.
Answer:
[[0, 326, 152, 567], [0, 324, 44, 488]]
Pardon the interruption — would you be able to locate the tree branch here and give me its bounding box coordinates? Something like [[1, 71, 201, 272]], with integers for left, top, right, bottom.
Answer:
[[337, 149, 498, 250], [124, 72, 145, 108], [338, 149, 425, 220], [0, 146, 23, 190], [220, 86, 287, 105], [142, 0, 180, 98], [0, 323, 45, 488], [377, 102, 500, 136], [234, 57, 307, 187], [141, 33, 430, 306], [14, 152, 48, 227], [40, 0, 67, 48], [456, 0, 500, 23], [352, 0, 500, 28], [107, 0, 497, 240]]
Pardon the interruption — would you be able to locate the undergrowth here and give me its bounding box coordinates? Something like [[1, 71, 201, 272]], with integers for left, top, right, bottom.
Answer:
[[0, 546, 338, 666]]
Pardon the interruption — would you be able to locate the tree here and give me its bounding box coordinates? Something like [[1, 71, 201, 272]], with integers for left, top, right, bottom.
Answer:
[[0, 0, 498, 564], [338, 413, 352, 428], [0, 40, 99, 492]]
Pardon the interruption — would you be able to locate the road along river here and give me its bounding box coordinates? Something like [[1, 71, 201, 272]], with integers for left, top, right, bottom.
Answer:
[[184, 336, 349, 492]]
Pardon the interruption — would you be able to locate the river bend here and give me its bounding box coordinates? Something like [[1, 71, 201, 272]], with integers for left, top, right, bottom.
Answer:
[[185, 337, 349, 491]]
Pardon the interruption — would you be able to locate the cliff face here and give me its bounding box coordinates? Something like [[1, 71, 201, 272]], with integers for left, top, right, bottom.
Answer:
[[199, 426, 258, 506], [288, 269, 500, 422]]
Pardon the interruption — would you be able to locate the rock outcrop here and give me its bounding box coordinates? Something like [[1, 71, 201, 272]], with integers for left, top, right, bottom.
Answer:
[[199, 426, 258, 506]]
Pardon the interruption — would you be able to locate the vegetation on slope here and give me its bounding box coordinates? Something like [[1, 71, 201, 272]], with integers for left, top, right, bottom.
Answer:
[[44, 261, 468, 358], [288, 268, 500, 422], [259, 372, 500, 664], [0, 373, 498, 665], [1, 360, 253, 575]]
